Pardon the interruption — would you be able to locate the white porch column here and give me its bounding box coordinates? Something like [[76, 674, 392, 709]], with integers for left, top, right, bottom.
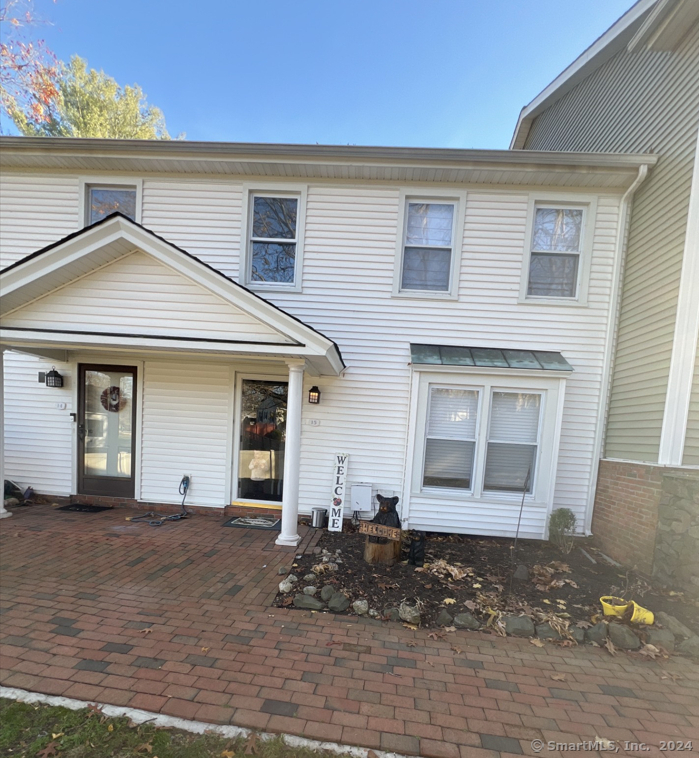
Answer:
[[0, 349, 11, 519], [276, 359, 304, 547]]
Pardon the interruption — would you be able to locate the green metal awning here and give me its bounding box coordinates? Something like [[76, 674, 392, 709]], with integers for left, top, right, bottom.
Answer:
[[410, 344, 573, 371]]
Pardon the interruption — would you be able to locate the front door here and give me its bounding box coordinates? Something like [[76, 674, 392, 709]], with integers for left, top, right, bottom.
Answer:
[[78, 364, 137, 498]]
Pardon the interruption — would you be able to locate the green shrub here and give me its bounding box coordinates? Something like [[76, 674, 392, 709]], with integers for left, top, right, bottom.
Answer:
[[548, 508, 577, 553]]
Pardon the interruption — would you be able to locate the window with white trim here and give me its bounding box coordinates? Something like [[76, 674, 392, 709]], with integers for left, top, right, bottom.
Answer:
[[526, 206, 584, 298], [248, 194, 299, 285], [87, 184, 137, 225], [400, 201, 456, 292], [483, 391, 541, 493], [423, 388, 479, 490]]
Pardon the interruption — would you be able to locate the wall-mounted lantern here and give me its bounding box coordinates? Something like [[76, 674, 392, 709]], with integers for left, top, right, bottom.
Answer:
[[308, 386, 321, 404], [44, 367, 64, 388]]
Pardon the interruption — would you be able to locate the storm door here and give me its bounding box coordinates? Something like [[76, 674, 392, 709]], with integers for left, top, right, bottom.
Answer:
[[77, 364, 137, 497]]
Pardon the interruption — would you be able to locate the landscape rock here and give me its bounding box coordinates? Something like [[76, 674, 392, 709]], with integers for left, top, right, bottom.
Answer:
[[383, 607, 401, 622], [303, 574, 316, 583], [585, 621, 608, 645], [536, 622, 563, 641], [436, 609, 454, 627], [656, 612, 693, 639], [513, 564, 530, 581], [293, 594, 325, 610], [277, 566, 288, 575], [4, 498, 19, 508], [570, 627, 585, 645], [504, 615, 535, 637], [328, 593, 350, 612], [278, 575, 298, 593], [646, 628, 675, 652], [677, 635, 699, 659], [352, 599, 369, 616], [368, 609, 381, 618], [399, 602, 422, 626], [608, 623, 641, 650], [320, 585, 336, 602], [303, 586, 317, 596], [313, 547, 322, 555], [453, 612, 481, 630]]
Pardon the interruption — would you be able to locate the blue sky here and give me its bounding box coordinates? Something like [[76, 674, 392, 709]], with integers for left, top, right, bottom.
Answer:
[[30, 0, 634, 149]]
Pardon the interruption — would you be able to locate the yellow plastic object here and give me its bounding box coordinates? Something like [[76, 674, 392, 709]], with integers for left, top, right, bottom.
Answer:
[[600, 596, 628, 616], [600, 596, 654, 625]]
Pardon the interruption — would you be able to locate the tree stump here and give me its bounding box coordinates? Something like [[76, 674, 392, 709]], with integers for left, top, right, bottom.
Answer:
[[363, 535, 402, 565]]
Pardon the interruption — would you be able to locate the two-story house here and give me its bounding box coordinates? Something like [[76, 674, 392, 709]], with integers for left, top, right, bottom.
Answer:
[[0, 139, 655, 546], [511, 0, 699, 578]]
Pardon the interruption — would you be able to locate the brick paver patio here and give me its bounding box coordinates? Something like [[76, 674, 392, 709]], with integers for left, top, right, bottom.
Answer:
[[1, 505, 698, 758]]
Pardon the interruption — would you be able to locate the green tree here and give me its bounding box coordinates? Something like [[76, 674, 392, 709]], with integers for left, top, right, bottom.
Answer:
[[11, 55, 176, 139]]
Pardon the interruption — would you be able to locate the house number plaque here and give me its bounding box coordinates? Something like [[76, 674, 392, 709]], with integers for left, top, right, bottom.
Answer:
[[328, 453, 349, 532]]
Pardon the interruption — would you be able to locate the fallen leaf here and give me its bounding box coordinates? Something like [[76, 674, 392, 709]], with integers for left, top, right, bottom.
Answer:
[[403, 623, 418, 630], [405, 641, 417, 647], [464, 600, 477, 612], [575, 620, 592, 629], [451, 645, 462, 654], [137, 744, 153, 754], [87, 703, 103, 718], [108, 724, 114, 732], [427, 660, 434, 666], [444, 626, 456, 632], [51, 733, 64, 739], [141, 628, 152, 635], [542, 599, 552, 605], [245, 733, 260, 755], [551, 673, 566, 681], [326, 641, 341, 646], [38, 742, 58, 758], [639, 644, 663, 660], [444, 598, 456, 605], [530, 638, 545, 647], [368, 752, 379, 758], [604, 638, 617, 657], [428, 631, 446, 640], [472, 583, 482, 589], [201, 647, 210, 653], [221, 752, 235, 758], [661, 672, 682, 681]]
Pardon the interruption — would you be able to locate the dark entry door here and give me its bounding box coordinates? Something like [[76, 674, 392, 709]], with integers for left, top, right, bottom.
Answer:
[[78, 364, 137, 498]]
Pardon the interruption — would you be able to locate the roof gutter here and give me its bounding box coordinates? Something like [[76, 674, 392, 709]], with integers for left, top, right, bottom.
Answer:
[[585, 163, 650, 534]]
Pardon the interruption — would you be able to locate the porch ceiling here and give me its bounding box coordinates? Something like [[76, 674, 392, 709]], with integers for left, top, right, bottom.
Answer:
[[0, 214, 344, 376]]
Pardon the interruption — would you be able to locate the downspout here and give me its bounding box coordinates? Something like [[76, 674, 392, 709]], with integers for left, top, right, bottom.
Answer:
[[584, 164, 649, 535]]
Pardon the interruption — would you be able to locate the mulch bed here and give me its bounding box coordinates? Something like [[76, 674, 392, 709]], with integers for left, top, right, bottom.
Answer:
[[274, 522, 699, 635]]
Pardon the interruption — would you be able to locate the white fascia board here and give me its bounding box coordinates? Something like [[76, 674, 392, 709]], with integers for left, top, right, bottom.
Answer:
[[510, 0, 657, 149]]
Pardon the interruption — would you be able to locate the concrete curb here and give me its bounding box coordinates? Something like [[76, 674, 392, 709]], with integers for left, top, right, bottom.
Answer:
[[0, 686, 410, 758]]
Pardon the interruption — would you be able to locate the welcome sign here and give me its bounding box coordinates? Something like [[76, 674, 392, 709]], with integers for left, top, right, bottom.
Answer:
[[328, 453, 349, 532]]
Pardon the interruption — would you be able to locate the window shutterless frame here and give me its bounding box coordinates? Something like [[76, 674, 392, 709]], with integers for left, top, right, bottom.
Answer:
[[392, 189, 467, 300], [240, 184, 307, 293], [79, 177, 143, 227], [421, 385, 482, 493], [518, 193, 597, 306]]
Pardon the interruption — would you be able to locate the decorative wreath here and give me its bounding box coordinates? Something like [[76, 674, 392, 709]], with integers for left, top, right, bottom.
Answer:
[[100, 386, 127, 413]]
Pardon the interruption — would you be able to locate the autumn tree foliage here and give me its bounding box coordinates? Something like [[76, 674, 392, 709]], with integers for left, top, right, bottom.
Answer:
[[0, 0, 59, 131], [12, 55, 175, 139]]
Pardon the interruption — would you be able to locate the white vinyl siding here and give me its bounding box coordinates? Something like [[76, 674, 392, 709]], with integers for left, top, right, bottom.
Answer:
[[3, 351, 74, 496], [0, 174, 79, 267], [2, 250, 293, 344], [524, 22, 699, 462], [1, 178, 621, 535], [140, 361, 232, 508]]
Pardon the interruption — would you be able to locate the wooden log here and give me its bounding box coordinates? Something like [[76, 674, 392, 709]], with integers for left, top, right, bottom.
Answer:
[[363, 535, 402, 565]]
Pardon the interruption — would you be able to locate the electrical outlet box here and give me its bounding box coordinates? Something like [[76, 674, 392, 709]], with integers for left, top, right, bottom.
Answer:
[[351, 483, 373, 514]]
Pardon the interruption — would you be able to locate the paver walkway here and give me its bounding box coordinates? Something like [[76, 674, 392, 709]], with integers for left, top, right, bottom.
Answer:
[[1, 505, 698, 758]]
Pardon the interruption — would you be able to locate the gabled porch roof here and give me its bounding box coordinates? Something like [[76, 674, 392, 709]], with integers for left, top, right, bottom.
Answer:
[[0, 213, 345, 375]]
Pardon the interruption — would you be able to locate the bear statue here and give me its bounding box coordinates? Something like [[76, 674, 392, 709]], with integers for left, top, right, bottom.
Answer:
[[369, 494, 401, 544]]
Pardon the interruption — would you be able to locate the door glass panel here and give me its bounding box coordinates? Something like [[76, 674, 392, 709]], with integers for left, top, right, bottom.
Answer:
[[238, 380, 287, 502], [84, 370, 134, 478]]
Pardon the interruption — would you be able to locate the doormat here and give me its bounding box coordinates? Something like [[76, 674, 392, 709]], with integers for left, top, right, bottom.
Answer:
[[57, 504, 113, 513], [222, 516, 281, 530]]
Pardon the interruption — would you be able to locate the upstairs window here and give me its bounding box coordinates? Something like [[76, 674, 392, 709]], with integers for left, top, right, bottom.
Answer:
[[401, 201, 455, 292], [527, 206, 584, 298], [88, 185, 137, 224], [249, 195, 299, 285]]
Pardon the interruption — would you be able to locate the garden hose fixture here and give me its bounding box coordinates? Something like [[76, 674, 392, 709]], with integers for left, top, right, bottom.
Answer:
[[126, 475, 191, 527]]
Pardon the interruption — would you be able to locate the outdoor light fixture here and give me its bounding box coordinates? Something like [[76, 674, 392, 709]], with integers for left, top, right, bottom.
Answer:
[[44, 367, 63, 388], [308, 386, 321, 404]]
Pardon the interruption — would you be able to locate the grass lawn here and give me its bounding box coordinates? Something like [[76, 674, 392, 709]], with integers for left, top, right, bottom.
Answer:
[[0, 698, 342, 758]]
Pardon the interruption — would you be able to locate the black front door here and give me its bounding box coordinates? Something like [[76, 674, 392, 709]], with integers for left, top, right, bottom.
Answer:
[[77, 364, 137, 498]]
